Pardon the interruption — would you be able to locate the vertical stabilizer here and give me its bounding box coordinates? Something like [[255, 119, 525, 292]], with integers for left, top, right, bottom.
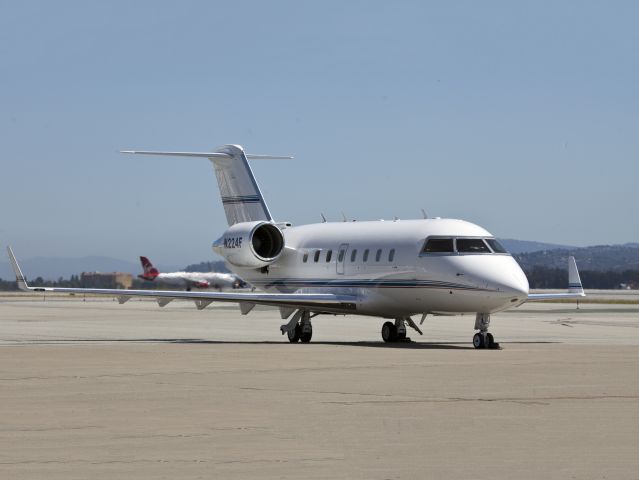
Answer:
[[211, 144, 272, 226], [139, 256, 160, 280]]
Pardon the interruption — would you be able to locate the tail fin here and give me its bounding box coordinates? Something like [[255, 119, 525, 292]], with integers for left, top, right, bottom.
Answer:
[[139, 256, 159, 280], [121, 144, 292, 226], [211, 145, 273, 225]]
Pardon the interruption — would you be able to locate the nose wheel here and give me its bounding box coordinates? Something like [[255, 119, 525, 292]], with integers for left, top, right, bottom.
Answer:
[[473, 332, 496, 349], [473, 313, 499, 349]]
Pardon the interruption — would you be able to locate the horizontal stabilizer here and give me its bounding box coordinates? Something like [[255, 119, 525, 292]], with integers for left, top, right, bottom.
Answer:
[[120, 150, 293, 160], [122, 145, 292, 225]]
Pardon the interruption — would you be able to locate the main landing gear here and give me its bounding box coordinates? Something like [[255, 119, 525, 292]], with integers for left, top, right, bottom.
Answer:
[[281, 310, 313, 343], [381, 318, 423, 343], [473, 313, 499, 349]]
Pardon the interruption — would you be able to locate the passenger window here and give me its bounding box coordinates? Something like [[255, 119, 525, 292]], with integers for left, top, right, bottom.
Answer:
[[314, 250, 320, 262], [351, 249, 357, 262], [486, 239, 508, 254], [302, 252, 308, 263], [388, 249, 395, 262], [326, 250, 332, 262], [338, 249, 345, 262], [363, 249, 369, 262], [375, 249, 382, 262], [457, 238, 491, 253], [423, 238, 454, 253]]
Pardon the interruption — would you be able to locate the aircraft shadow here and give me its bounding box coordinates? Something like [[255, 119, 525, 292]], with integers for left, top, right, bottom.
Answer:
[[171, 339, 478, 350], [5, 338, 559, 349]]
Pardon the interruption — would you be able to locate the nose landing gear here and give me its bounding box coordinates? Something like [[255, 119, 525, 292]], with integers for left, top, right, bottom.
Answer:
[[473, 313, 499, 349]]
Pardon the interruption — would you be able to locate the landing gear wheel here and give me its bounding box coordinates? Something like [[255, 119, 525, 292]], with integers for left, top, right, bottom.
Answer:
[[473, 333, 485, 349], [485, 332, 495, 349], [300, 328, 312, 343], [287, 324, 301, 343], [382, 322, 397, 343]]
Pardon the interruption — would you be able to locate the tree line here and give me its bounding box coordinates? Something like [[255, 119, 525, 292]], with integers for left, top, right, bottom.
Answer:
[[522, 267, 638, 289]]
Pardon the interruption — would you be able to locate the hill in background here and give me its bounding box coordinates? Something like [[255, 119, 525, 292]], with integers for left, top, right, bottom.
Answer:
[[184, 260, 230, 273], [515, 245, 639, 272], [499, 239, 577, 254]]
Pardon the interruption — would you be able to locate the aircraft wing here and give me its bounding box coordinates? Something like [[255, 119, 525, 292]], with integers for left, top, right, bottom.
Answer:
[[526, 256, 586, 301], [6, 247, 357, 313]]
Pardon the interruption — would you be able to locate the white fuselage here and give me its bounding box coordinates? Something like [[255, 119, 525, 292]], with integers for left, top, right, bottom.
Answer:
[[223, 218, 529, 318], [154, 272, 242, 290]]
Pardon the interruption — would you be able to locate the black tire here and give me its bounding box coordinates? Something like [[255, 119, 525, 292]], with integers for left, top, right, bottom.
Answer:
[[287, 324, 301, 343], [300, 329, 312, 343], [382, 322, 397, 343], [486, 333, 495, 348], [473, 333, 485, 349]]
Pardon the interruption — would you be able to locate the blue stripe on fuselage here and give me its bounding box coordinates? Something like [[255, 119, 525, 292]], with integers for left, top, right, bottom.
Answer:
[[247, 278, 490, 292]]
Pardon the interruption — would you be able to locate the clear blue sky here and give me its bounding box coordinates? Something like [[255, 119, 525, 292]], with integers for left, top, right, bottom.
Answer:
[[1, 1, 637, 265]]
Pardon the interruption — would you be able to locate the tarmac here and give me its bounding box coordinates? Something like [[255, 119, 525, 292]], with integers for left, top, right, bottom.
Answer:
[[1, 292, 638, 479]]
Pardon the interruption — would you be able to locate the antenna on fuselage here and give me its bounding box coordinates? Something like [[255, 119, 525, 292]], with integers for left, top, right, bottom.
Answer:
[[320, 213, 327, 223], [341, 211, 347, 222], [421, 209, 428, 219]]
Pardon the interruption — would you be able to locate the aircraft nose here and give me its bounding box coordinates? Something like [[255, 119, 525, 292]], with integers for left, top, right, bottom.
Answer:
[[504, 273, 529, 296], [494, 264, 529, 298], [469, 257, 529, 300]]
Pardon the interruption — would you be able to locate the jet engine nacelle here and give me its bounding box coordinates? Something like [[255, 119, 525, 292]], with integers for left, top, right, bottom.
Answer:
[[212, 221, 285, 269]]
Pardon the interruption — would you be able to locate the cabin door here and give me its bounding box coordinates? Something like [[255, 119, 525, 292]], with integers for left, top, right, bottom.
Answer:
[[336, 243, 349, 275]]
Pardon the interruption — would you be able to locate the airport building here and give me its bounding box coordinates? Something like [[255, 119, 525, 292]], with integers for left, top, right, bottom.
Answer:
[[80, 272, 133, 289]]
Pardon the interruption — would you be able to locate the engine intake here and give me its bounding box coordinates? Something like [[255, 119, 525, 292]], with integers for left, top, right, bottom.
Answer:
[[213, 221, 285, 268], [251, 223, 283, 260]]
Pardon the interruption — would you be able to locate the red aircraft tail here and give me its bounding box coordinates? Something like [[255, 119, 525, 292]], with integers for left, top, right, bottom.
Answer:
[[138, 256, 160, 281]]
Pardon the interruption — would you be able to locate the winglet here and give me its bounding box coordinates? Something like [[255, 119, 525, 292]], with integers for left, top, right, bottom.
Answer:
[[568, 256, 585, 295], [6, 246, 31, 291]]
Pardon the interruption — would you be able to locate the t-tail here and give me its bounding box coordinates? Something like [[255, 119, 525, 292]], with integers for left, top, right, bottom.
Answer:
[[121, 145, 292, 226], [139, 256, 160, 281]]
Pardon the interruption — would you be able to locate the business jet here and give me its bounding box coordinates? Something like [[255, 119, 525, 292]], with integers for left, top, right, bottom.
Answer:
[[138, 256, 246, 291], [7, 144, 584, 348]]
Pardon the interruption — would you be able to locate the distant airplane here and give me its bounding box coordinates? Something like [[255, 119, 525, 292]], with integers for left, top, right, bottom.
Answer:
[[7, 144, 585, 348], [138, 256, 246, 291]]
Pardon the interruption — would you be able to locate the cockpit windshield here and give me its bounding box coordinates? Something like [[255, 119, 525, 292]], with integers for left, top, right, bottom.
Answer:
[[486, 239, 508, 254], [423, 238, 455, 253], [456, 238, 491, 253], [422, 237, 509, 255]]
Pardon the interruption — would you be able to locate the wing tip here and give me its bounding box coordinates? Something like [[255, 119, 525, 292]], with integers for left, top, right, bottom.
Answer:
[[6, 246, 30, 291]]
